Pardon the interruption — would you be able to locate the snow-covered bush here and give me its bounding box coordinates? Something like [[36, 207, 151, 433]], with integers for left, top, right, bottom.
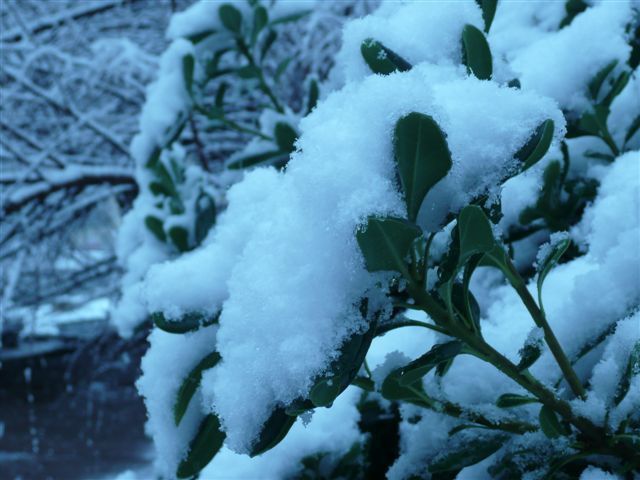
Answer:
[[112, 0, 365, 337], [122, 0, 639, 478]]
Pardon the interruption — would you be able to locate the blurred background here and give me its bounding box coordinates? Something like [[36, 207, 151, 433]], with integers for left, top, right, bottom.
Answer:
[[0, 1, 193, 478]]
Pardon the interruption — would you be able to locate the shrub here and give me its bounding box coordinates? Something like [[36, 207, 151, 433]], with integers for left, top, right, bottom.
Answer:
[[122, 1, 640, 478]]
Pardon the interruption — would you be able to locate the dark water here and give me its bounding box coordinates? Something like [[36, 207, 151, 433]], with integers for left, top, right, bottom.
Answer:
[[0, 330, 153, 480]]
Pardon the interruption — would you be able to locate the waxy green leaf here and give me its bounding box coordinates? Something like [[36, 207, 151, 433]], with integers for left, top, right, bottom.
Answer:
[[475, 0, 498, 32], [515, 120, 555, 171], [361, 38, 412, 75], [536, 237, 570, 314], [168, 225, 190, 252], [357, 217, 422, 275], [539, 405, 569, 439], [394, 113, 452, 222], [310, 325, 376, 407], [151, 311, 220, 334], [274, 122, 297, 153], [174, 351, 221, 425], [182, 54, 195, 95], [496, 393, 539, 408], [177, 414, 225, 478], [461, 24, 492, 80], [195, 194, 216, 245], [219, 4, 242, 33], [380, 369, 432, 407], [145, 215, 166, 242], [397, 341, 464, 386], [458, 205, 496, 266], [250, 407, 297, 457]]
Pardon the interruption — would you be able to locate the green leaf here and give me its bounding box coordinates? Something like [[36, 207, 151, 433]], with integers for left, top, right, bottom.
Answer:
[[145, 215, 166, 242], [219, 4, 242, 33], [195, 194, 216, 245], [356, 217, 422, 275], [507, 78, 521, 89], [182, 54, 195, 95], [614, 341, 640, 405], [149, 181, 171, 197], [309, 325, 376, 407], [187, 29, 217, 44], [174, 351, 221, 426], [269, 10, 311, 26], [475, 0, 498, 32], [460, 254, 483, 332], [559, 0, 588, 28], [438, 226, 460, 285], [169, 225, 190, 252], [260, 30, 277, 61], [237, 65, 261, 79], [451, 282, 481, 333], [514, 120, 555, 171], [517, 340, 543, 371], [275, 57, 292, 81], [458, 206, 496, 266], [624, 114, 640, 145], [360, 38, 412, 75], [601, 71, 630, 108], [380, 369, 432, 407], [274, 122, 297, 152], [538, 405, 569, 439], [249, 407, 297, 457], [351, 376, 375, 392], [461, 24, 492, 80], [215, 82, 228, 108], [429, 435, 506, 473], [536, 237, 571, 314], [176, 414, 225, 478], [309, 377, 342, 408], [228, 150, 288, 170], [252, 5, 268, 44], [397, 341, 464, 386], [588, 60, 618, 100], [496, 393, 539, 408], [284, 398, 314, 417], [394, 113, 452, 222], [151, 311, 220, 334], [307, 79, 319, 114]]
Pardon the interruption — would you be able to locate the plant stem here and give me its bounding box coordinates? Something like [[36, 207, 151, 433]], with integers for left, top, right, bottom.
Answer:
[[236, 38, 284, 113], [406, 385, 536, 435], [406, 283, 602, 442], [502, 256, 587, 399]]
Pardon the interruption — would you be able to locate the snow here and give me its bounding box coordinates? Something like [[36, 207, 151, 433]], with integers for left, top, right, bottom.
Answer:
[[135, 61, 564, 453], [168, 0, 317, 40], [579, 466, 622, 480], [200, 387, 362, 479], [330, 0, 482, 87], [127, 0, 640, 476], [494, 0, 632, 113], [136, 325, 219, 477]]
